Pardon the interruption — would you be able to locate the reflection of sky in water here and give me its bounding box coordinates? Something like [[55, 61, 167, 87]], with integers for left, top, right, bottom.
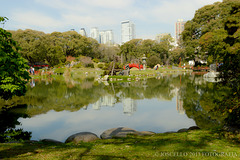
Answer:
[[16, 97, 195, 142]]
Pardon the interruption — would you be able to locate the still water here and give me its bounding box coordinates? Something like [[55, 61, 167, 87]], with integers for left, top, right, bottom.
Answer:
[[2, 73, 222, 142]]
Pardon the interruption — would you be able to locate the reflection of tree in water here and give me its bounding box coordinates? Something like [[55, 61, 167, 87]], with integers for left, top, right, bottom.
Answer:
[[0, 77, 107, 116], [179, 75, 231, 129], [2, 74, 230, 130], [0, 105, 31, 142], [109, 76, 178, 101]]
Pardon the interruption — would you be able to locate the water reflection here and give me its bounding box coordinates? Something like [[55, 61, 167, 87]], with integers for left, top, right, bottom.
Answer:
[[1, 73, 229, 142]]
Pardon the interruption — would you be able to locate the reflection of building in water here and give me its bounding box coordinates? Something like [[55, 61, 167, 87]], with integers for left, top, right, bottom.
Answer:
[[170, 87, 185, 114], [176, 89, 185, 114], [122, 98, 137, 116], [92, 94, 115, 110]]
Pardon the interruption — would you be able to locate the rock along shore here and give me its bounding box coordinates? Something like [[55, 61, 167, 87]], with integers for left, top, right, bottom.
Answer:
[[29, 126, 200, 144]]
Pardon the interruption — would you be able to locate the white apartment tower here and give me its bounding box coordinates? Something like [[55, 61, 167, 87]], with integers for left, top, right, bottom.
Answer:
[[99, 30, 114, 45], [121, 20, 136, 44], [90, 27, 100, 43], [175, 19, 186, 44], [79, 28, 87, 37]]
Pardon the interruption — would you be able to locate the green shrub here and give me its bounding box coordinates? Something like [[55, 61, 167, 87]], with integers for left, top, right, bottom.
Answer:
[[93, 58, 99, 63], [72, 63, 82, 68], [86, 63, 94, 68], [54, 67, 66, 75], [148, 56, 161, 68], [0, 129, 32, 143], [54, 63, 65, 68], [98, 63, 104, 69], [103, 63, 110, 70]]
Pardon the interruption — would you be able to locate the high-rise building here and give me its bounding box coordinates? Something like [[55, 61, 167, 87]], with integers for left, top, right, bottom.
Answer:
[[105, 30, 114, 45], [90, 27, 100, 43], [175, 19, 186, 44], [99, 31, 106, 44], [121, 20, 136, 44], [79, 28, 87, 37], [99, 30, 114, 45]]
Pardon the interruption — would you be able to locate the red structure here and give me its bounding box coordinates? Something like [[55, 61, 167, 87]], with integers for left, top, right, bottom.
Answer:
[[28, 62, 49, 68], [124, 63, 143, 70]]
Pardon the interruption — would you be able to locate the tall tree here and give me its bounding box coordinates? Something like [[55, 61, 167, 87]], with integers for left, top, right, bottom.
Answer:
[[182, 0, 240, 127], [0, 17, 30, 100]]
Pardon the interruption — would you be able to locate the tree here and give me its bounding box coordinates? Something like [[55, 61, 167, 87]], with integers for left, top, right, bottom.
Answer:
[[147, 55, 161, 68], [0, 17, 30, 100], [154, 35, 174, 65], [10, 29, 46, 64], [182, 0, 240, 127], [120, 39, 142, 63], [182, 0, 240, 82]]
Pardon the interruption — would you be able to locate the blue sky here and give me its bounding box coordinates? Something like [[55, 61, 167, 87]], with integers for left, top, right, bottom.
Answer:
[[1, 0, 221, 43]]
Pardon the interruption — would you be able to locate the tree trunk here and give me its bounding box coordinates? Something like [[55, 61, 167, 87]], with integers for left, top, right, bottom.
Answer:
[[111, 56, 116, 76]]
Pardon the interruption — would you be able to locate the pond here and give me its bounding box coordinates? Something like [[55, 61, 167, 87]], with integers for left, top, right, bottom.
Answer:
[[0, 73, 225, 142]]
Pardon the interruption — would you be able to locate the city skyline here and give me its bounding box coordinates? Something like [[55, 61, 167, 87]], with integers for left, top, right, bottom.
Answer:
[[90, 27, 114, 44], [1, 0, 221, 44]]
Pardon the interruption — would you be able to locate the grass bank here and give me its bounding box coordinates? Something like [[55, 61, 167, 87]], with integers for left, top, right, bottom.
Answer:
[[1, 130, 240, 160]]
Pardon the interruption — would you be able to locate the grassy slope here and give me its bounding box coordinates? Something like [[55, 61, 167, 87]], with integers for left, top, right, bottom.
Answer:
[[1, 130, 240, 160]]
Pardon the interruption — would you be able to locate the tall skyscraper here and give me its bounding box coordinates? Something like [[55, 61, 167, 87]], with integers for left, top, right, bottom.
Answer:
[[175, 19, 186, 44], [121, 20, 136, 44], [90, 27, 100, 43], [99, 30, 114, 45], [79, 28, 87, 37]]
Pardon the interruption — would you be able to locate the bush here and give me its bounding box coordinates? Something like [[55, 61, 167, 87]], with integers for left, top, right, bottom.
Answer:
[[98, 63, 104, 69], [54, 63, 65, 68], [0, 129, 32, 143], [103, 63, 110, 70], [72, 63, 82, 68], [93, 58, 99, 63], [86, 63, 94, 68], [148, 56, 161, 68], [54, 67, 66, 75]]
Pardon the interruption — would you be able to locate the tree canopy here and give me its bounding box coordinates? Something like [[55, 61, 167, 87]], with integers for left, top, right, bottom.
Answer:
[[182, 0, 240, 127], [182, 0, 240, 84], [0, 17, 30, 100], [120, 35, 174, 65]]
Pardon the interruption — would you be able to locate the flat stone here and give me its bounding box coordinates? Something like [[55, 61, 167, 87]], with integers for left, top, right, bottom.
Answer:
[[188, 126, 200, 131], [177, 128, 188, 133], [163, 131, 177, 134], [100, 127, 138, 139], [40, 139, 63, 144], [65, 132, 99, 144], [137, 131, 155, 136]]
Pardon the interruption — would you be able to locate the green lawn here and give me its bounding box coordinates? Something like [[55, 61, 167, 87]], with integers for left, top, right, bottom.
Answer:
[[1, 130, 240, 160]]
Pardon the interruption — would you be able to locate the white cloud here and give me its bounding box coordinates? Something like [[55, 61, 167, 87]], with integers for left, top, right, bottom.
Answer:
[[85, 0, 135, 9], [11, 10, 62, 32]]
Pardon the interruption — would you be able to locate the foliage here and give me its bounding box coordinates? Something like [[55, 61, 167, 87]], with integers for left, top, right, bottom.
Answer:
[[97, 63, 104, 69], [9, 30, 101, 67], [72, 63, 82, 68], [147, 55, 161, 68], [92, 58, 99, 63], [78, 56, 94, 68], [54, 68, 66, 75], [85, 63, 94, 68], [120, 36, 175, 65], [182, 0, 240, 127], [0, 129, 31, 143], [0, 17, 30, 100]]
